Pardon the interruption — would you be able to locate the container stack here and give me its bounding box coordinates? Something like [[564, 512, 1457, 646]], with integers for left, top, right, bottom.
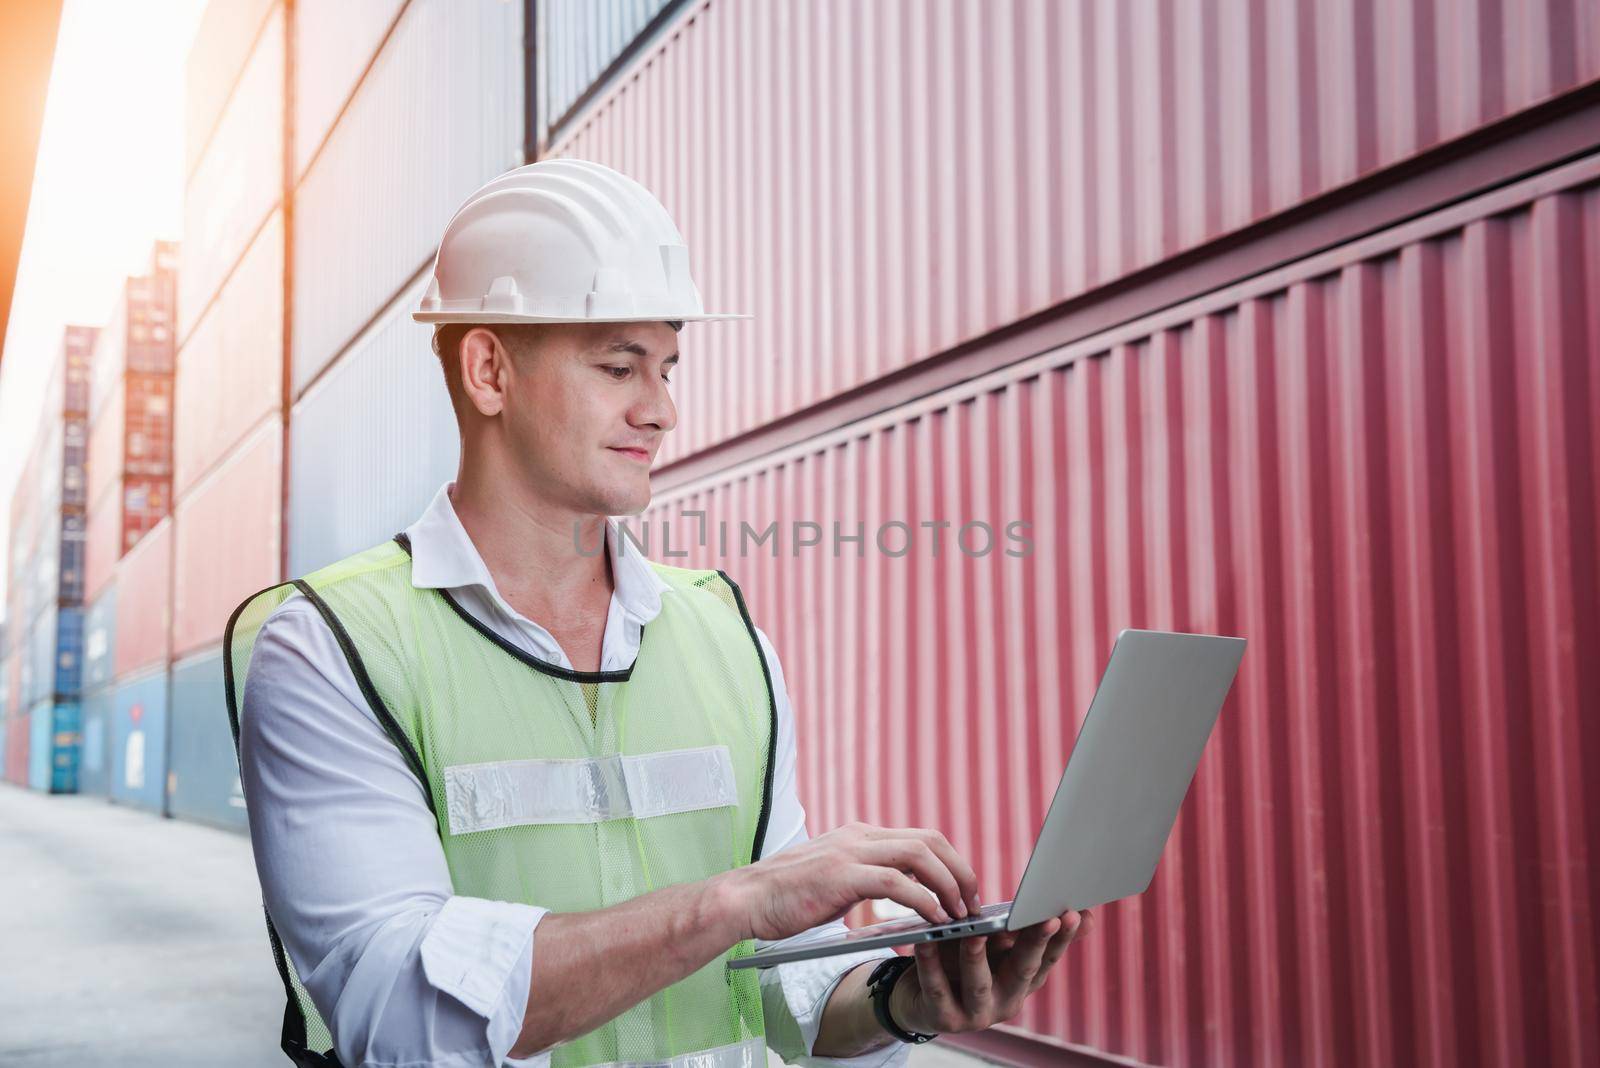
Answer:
[[1, 327, 95, 791], [165, 0, 287, 829], [81, 243, 176, 809]]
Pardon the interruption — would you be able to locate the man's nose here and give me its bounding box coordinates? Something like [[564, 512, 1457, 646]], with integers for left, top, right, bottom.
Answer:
[[632, 377, 677, 433]]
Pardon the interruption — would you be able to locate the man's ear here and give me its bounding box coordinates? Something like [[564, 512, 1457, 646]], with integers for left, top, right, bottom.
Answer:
[[457, 326, 508, 417]]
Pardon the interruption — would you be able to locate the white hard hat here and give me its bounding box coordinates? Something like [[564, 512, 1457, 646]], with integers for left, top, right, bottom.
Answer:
[[413, 158, 749, 325]]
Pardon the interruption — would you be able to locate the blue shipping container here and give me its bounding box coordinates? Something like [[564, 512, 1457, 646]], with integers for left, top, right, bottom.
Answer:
[[111, 670, 167, 813], [27, 699, 51, 790], [50, 700, 79, 793], [83, 583, 116, 692], [28, 699, 80, 793], [78, 686, 113, 797], [167, 650, 247, 830], [60, 513, 87, 603], [55, 607, 83, 696]]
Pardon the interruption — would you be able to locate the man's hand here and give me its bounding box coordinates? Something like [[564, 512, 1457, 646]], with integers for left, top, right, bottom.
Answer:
[[715, 821, 982, 942], [889, 909, 1095, 1035]]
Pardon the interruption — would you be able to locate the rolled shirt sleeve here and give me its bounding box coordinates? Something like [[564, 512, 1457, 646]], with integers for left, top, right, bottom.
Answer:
[[240, 597, 544, 1067]]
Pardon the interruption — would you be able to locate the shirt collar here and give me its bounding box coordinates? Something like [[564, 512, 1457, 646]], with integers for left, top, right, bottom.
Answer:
[[402, 482, 669, 625]]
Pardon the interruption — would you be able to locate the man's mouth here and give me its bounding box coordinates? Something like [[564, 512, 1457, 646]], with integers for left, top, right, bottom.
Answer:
[[609, 446, 651, 463]]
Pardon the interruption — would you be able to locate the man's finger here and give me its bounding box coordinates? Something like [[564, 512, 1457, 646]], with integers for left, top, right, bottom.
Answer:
[[1026, 912, 1082, 993], [913, 941, 958, 1024], [854, 839, 967, 920], [957, 935, 994, 1019], [914, 829, 983, 915], [995, 917, 1058, 996]]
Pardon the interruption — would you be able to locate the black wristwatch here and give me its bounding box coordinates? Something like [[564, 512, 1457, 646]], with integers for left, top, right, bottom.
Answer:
[[866, 955, 936, 1044]]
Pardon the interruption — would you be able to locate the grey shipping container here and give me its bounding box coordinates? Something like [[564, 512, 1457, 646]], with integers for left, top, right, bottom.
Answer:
[[289, 278, 458, 575], [166, 650, 247, 831], [82, 583, 116, 692], [78, 686, 114, 798]]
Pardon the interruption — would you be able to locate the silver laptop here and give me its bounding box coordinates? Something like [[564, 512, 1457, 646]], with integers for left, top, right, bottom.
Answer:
[[730, 629, 1246, 969]]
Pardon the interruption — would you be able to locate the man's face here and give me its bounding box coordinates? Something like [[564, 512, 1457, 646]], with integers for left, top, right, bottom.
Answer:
[[470, 321, 679, 518]]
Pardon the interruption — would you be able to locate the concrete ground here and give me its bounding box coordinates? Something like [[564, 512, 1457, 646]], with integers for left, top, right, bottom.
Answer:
[[0, 785, 989, 1067]]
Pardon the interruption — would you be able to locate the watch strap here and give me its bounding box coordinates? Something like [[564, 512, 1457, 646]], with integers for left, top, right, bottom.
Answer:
[[866, 955, 936, 1044]]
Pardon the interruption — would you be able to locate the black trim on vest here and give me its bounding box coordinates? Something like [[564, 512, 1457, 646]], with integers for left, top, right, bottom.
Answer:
[[289, 577, 435, 801], [222, 581, 349, 1068], [717, 569, 780, 865], [393, 532, 637, 683]]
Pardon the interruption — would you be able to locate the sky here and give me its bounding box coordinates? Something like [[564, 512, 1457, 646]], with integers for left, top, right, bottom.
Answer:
[[0, 0, 207, 621]]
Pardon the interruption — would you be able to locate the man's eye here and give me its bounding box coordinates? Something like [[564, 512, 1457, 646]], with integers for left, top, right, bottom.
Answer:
[[604, 366, 629, 379], [662, 373, 672, 384]]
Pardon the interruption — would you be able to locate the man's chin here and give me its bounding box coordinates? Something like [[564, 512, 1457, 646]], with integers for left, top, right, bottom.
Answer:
[[591, 481, 652, 518]]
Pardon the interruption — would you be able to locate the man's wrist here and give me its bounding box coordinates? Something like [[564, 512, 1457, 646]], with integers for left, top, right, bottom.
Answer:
[[698, 870, 751, 944], [876, 956, 937, 1043]]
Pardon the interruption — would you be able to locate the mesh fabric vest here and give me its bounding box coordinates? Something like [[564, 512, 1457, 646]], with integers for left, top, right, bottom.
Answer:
[[224, 536, 778, 1068]]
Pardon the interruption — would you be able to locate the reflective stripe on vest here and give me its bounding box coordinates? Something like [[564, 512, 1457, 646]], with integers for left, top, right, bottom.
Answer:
[[565, 1036, 767, 1068], [224, 538, 778, 1067]]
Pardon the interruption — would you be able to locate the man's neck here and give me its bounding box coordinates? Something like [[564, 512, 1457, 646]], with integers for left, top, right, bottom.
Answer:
[[449, 470, 614, 634]]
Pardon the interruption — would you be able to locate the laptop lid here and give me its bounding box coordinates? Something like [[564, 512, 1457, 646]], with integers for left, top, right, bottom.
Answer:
[[1006, 629, 1245, 930]]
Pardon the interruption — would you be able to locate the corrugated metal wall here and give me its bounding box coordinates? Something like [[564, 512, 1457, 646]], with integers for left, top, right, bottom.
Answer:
[[288, 277, 458, 575], [553, 0, 1600, 467], [172, 417, 282, 658], [78, 686, 113, 798], [175, 209, 284, 500], [290, 0, 522, 396], [185, 0, 277, 180], [180, 4, 283, 346], [167, 650, 247, 830], [82, 583, 115, 694], [24, 606, 56, 708], [82, 483, 118, 605], [112, 519, 171, 679], [291, 0, 405, 180], [639, 155, 1600, 1068], [27, 700, 53, 791], [110, 668, 168, 814], [540, 0, 680, 136], [2, 690, 25, 785]]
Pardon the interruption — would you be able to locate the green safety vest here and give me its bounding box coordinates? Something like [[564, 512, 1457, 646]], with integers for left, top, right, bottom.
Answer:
[[224, 535, 778, 1068]]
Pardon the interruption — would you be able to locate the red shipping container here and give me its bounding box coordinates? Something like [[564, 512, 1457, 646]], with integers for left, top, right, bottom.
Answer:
[[5, 652, 18, 714], [172, 417, 281, 657], [642, 159, 1600, 1068], [83, 484, 121, 605], [124, 372, 174, 479], [553, 0, 1600, 468], [113, 517, 172, 679], [124, 241, 177, 376], [122, 477, 171, 554], [2, 713, 27, 786]]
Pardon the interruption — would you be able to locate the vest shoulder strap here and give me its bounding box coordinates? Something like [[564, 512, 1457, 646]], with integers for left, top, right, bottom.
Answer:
[[300, 538, 409, 592], [648, 561, 748, 618]]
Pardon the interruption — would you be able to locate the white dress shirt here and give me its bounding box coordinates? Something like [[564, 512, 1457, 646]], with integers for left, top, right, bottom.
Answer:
[[238, 482, 907, 1068]]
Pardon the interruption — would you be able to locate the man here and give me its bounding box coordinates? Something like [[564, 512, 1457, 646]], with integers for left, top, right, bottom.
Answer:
[[228, 159, 1092, 1068]]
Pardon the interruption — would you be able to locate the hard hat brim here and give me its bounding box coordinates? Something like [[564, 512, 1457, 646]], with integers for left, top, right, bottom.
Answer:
[[412, 311, 752, 325]]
